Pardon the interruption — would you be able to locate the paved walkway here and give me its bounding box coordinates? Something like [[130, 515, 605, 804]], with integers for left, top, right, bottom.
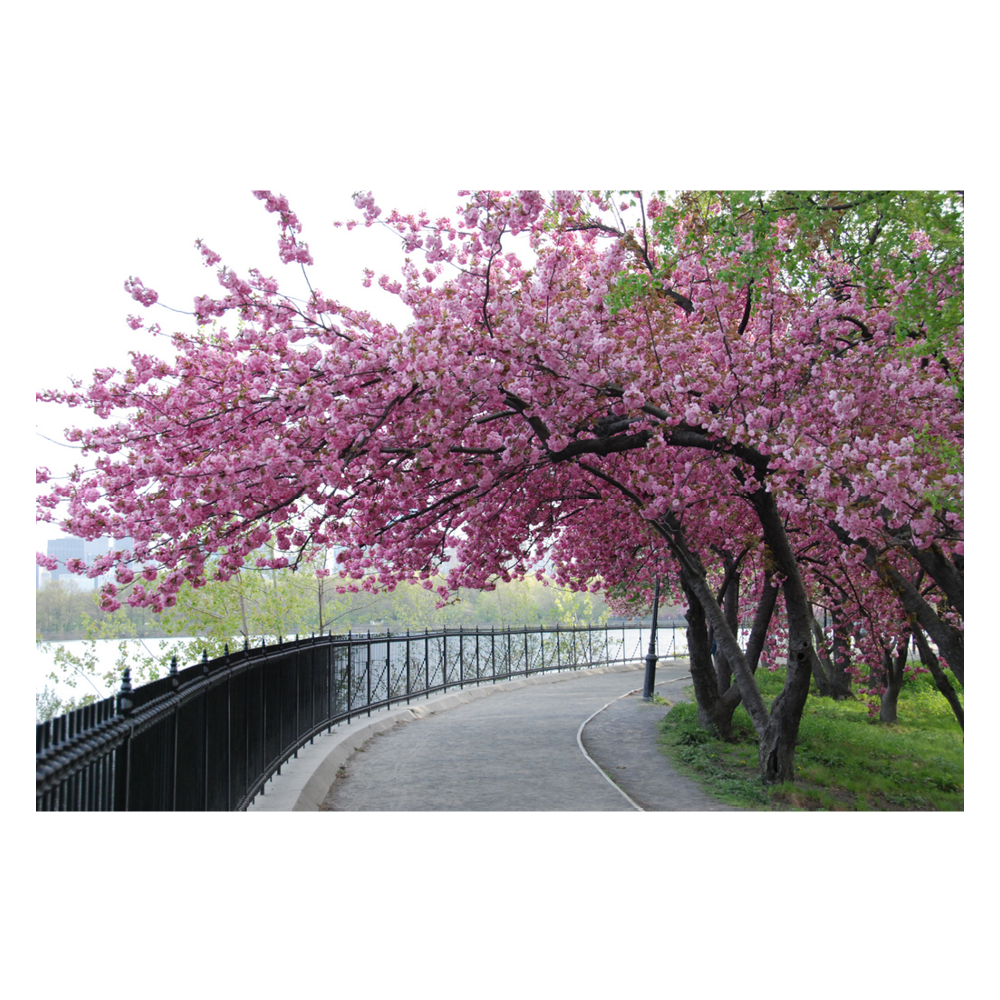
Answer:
[[249, 659, 737, 812]]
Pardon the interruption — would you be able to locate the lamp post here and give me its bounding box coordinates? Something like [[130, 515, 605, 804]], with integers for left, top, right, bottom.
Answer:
[[642, 576, 660, 701]]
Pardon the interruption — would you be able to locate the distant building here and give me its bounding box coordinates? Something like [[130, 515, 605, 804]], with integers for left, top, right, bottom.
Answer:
[[42, 537, 112, 590], [38, 536, 137, 589]]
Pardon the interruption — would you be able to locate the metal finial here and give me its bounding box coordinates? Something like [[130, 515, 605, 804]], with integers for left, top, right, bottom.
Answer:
[[117, 667, 134, 715]]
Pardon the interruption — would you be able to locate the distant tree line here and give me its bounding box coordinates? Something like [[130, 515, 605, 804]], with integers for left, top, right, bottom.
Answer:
[[36, 570, 618, 643]]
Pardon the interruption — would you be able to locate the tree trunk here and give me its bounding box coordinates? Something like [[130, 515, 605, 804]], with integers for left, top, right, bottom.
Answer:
[[707, 569, 784, 730], [881, 559, 964, 686], [659, 490, 817, 784], [757, 651, 813, 785], [878, 642, 908, 724], [664, 531, 770, 736], [749, 488, 820, 784], [806, 616, 834, 698], [711, 551, 741, 695], [913, 625, 964, 731], [827, 606, 854, 699], [908, 542, 963, 618], [826, 523, 964, 686], [682, 577, 735, 741], [810, 617, 833, 698], [744, 569, 779, 672]]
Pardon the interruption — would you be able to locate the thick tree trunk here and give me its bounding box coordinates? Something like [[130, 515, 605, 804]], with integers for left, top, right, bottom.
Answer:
[[715, 570, 781, 717], [711, 551, 741, 695], [908, 542, 964, 618], [682, 577, 735, 740], [913, 625, 964, 731], [878, 644, 907, 724], [666, 537, 770, 737], [757, 650, 813, 785], [659, 489, 817, 784], [749, 489, 820, 784]]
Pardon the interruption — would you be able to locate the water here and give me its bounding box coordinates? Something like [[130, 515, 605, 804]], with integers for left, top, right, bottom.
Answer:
[[36, 636, 213, 708], [35, 625, 700, 718]]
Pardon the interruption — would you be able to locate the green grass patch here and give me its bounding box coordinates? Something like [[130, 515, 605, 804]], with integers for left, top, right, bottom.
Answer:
[[658, 669, 963, 811]]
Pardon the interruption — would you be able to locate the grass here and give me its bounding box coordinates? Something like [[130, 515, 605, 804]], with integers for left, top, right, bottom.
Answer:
[[657, 668, 964, 811]]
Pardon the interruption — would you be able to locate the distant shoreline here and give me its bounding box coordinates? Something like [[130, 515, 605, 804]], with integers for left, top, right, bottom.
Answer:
[[36, 618, 691, 645], [36, 630, 178, 643]]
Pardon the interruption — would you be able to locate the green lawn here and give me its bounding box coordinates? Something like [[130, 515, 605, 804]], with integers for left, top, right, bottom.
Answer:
[[657, 668, 964, 811]]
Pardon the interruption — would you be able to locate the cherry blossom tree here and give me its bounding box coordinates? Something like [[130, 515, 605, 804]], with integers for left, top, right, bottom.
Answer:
[[36, 189, 963, 783]]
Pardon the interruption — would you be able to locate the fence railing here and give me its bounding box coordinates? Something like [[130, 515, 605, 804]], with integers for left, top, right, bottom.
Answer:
[[36, 623, 686, 812]]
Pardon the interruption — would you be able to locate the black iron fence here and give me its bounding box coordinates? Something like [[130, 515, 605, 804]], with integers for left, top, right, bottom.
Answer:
[[36, 622, 685, 812]]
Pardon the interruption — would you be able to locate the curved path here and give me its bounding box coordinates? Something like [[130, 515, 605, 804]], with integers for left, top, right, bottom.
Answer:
[[277, 660, 738, 812]]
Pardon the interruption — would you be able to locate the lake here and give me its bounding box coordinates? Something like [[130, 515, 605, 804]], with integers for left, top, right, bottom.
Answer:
[[35, 624, 703, 716]]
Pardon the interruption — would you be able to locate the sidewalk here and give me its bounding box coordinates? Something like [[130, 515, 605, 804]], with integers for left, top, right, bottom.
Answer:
[[248, 659, 739, 812]]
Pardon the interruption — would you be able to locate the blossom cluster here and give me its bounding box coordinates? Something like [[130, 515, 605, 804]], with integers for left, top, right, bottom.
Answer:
[[37, 190, 963, 711]]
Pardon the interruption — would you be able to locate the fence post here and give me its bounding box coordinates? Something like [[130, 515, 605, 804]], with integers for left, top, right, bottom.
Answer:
[[201, 649, 210, 808], [366, 631, 372, 717], [224, 643, 232, 809], [114, 668, 134, 811]]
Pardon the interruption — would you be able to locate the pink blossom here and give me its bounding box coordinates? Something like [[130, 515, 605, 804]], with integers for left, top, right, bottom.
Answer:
[[124, 276, 158, 307]]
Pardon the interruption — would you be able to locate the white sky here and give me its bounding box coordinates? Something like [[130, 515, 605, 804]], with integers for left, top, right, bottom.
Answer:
[[33, 184, 485, 551]]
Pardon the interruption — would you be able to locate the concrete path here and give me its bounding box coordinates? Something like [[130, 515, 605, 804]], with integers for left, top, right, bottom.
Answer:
[[581, 675, 740, 811], [248, 658, 738, 812]]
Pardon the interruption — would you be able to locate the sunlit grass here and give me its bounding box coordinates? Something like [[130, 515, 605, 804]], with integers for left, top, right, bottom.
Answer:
[[658, 668, 963, 811]]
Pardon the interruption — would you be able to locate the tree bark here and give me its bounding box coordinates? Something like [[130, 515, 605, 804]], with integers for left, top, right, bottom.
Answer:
[[744, 568, 779, 672], [716, 569, 781, 719], [913, 624, 964, 731], [880, 559, 964, 685], [682, 576, 735, 740], [827, 523, 964, 685], [662, 525, 770, 736], [658, 490, 816, 784], [711, 550, 741, 695], [806, 614, 834, 698], [809, 611, 854, 699], [878, 642, 908, 724], [907, 542, 964, 618], [757, 661, 812, 785], [827, 605, 854, 699], [748, 488, 819, 784]]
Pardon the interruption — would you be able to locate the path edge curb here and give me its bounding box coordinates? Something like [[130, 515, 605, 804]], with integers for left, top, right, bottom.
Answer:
[[576, 690, 646, 812]]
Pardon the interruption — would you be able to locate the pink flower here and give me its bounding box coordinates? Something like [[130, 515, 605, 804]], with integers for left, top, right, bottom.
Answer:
[[196, 239, 222, 267], [124, 276, 158, 307]]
